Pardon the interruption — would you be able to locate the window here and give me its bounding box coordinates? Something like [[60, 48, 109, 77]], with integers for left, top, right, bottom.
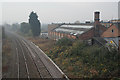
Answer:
[[111, 29, 114, 33]]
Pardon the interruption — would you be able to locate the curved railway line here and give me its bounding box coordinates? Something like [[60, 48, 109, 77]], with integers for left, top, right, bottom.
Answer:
[[3, 31, 69, 80]]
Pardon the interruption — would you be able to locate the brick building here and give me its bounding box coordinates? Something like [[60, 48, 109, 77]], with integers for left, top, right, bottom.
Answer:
[[48, 23, 93, 40], [48, 23, 61, 39], [78, 12, 107, 40], [101, 23, 120, 37], [101, 23, 120, 48], [48, 11, 107, 41]]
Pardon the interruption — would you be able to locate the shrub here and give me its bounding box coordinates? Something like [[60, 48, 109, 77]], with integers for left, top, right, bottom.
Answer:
[[56, 37, 74, 46], [47, 39, 119, 78]]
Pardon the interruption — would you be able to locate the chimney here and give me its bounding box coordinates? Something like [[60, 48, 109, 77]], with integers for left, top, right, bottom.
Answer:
[[94, 11, 100, 37], [94, 11, 100, 25]]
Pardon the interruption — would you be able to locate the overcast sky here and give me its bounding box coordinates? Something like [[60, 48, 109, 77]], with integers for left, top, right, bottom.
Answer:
[[0, 0, 119, 25]]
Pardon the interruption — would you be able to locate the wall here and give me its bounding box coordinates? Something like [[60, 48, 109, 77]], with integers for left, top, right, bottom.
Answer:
[[101, 25, 119, 37], [50, 31, 77, 40], [48, 24, 59, 39], [79, 28, 94, 40]]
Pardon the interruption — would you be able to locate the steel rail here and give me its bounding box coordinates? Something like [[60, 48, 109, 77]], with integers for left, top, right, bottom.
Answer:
[[21, 39, 53, 79], [15, 39, 30, 79]]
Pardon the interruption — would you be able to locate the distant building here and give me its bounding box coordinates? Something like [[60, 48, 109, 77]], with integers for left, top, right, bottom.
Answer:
[[78, 11, 107, 40], [41, 32, 48, 39], [48, 23, 93, 40], [53, 24, 93, 40], [101, 23, 120, 37], [110, 19, 120, 23], [101, 23, 120, 48], [48, 11, 120, 50], [48, 11, 107, 41], [101, 21, 112, 28], [48, 23, 61, 39], [85, 21, 91, 24]]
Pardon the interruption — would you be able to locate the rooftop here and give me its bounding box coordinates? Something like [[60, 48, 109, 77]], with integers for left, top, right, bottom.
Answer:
[[53, 24, 94, 36], [60, 25, 93, 29]]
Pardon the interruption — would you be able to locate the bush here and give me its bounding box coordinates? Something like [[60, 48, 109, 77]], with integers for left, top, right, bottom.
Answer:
[[69, 40, 87, 56], [56, 38, 74, 46], [46, 39, 119, 78]]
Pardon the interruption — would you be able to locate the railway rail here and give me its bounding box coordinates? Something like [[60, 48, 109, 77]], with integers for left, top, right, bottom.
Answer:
[[18, 38, 52, 79], [3, 31, 69, 80]]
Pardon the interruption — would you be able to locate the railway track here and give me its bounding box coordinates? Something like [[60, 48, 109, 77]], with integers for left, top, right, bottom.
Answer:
[[3, 31, 69, 80], [21, 40, 52, 78], [15, 46, 19, 79], [21, 37, 69, 79], [15, 38, 42, 79], [15, 39, 29, 78], [16, 39, 30, 79], [15, 37, 54, 79]]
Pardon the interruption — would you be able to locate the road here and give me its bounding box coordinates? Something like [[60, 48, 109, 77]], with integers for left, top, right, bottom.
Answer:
[[3, 31, 68, 79]]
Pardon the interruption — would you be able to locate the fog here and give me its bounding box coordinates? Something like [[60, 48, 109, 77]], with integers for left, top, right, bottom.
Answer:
[[1, 2, 118, 25], [118, 1, 120, 19], [0, 1, 119, 79]]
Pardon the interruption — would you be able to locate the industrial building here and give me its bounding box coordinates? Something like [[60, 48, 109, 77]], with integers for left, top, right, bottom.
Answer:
[[48, 11, 120, 50], [101, 23, 120, 49], [48, 11, 106, 41]]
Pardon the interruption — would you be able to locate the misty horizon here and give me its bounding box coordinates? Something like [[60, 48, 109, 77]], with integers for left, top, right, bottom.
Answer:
[[0, 2, 119, 25]]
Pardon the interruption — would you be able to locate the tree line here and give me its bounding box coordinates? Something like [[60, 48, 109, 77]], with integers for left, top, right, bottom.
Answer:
[[20, 11, 41, 37]]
